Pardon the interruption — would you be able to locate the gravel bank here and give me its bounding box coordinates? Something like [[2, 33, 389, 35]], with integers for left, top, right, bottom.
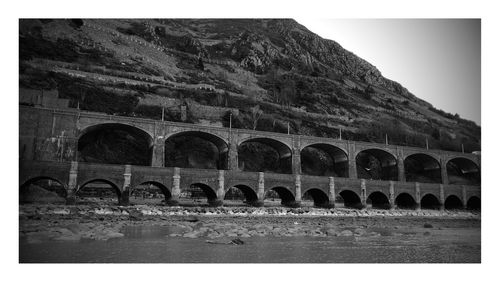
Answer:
[[19, 204, 480, 242]]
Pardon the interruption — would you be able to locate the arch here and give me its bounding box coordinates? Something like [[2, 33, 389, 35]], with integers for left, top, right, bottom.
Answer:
[[130, 181, 172, 205], [76, 179, 121, 204], [182, 183, 218, 206], [164, 131, 229, 170], [78, 123, 154, 166], [404, 154, 442, 183], [447, 157, 480, 185], [420, 194, 441, 210], [356, 149, 398, 181], [367, 191, 390, 209], [339, 190, 362, 209], [444, 195, 464, 210], [238, 136, 292, 152], [302, 188, 330, 208], [264, 186, 296, 207], [20, 176, 67, 191], [301, 143, 348, 177], [466, 196, 481, 210], [224, 185, 259, 206], [20, 176, 67, 204], [395, 193, 417, 209], [238, 138, 292, 174]]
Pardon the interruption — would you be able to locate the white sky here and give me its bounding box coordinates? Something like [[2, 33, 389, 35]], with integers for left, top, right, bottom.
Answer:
[[297, 19, 481, 125]]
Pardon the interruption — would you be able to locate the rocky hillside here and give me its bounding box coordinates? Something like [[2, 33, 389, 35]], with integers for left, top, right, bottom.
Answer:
[[19, 19, 480, 152]]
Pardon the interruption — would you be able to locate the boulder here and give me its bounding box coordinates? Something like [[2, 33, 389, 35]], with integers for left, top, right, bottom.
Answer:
[[337, 230, 353, 237]]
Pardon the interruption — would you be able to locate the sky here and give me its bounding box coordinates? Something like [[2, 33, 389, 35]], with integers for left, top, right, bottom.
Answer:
[[296, 19, 481, 125]]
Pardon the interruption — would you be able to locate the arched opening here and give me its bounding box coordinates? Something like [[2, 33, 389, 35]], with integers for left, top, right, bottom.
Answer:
[[447, 158, 480, 185], [78, 123, 153, 166], [130, 181, 171, 205], [224, 185, 259, 206], [264, 187, 296, 207], [467, 196, 481, 210], [367, 191, 390, 209], [165, 131, 228, 170], [76, 179, 121, 205], [339, 190, 362, 209], [444, 195, 464, 210], [420, 194, 441, 210], [180, 183, 218, 206], [238, 138, 292, 174], [356, 149, 398, 180], [300, 144, 348, 177], [20, 177, 67, 204], [302, 188, 330, 208], [404, 154, 442, 183], [395, 193, 417, 209]]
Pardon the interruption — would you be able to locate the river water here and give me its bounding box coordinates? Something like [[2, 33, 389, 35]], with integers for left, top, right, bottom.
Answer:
[[19, 223, 480, 263]]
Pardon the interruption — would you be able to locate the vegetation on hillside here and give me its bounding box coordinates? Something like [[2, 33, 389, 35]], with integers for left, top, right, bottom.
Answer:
[[19, 19, 481, 157]]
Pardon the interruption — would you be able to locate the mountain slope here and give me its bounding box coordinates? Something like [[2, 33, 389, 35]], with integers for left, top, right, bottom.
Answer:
[[19, 19, 480, 153]]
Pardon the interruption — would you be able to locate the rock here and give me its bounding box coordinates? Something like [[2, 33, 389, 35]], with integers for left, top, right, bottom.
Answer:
[[53, 209, 70, 215], [248, 230, 258, 236], [423, 223, 433, 228], [184, 216, 199, 222], [230, 238, 245, 245], [207, 232, 221, 238], [105, 232, 124, 239], [354, 228, 365, 235], [337, 230, 353, 237], [128, 209, 143, 221], [183, 232, 199, 238], [326, 229, 337, 236], [311, 229, 323, 236], [63, 224, 81, 234]]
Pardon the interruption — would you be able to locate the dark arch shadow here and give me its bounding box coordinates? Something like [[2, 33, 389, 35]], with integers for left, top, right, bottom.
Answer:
[[76, 179, 122, 205], [356, 149, 398, 180], [339, 190, 362, 209], [367, 191, 390, 209], [130, 181, 172, 205], [303, 188, 331, 208], [20, 176, 67, 204], [224, 185, 259, 206], [182, 183, 219, 206], [301, 144, 348, 177], [447, 158, 480, 185], [467, 196, 481, 210], [165, 131, 228, 170], [445, 195, 464, 210], [404, 154, 442, 183], [265, 187, 297, 207], [238, 138, 292, 174], [78, 123, 153, 166], [395, 193, 417, 210], [421, 194, 441, 210]]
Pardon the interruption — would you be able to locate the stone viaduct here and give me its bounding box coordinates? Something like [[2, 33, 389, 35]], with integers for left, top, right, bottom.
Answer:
[[19, 106, 481, 210]]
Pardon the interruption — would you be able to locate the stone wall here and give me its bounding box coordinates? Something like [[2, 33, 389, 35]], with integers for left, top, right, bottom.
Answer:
[[20, 88, 70, 108]]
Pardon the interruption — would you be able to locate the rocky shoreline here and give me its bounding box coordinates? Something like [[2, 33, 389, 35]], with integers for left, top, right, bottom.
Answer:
[[19, 204, 480, 243]]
